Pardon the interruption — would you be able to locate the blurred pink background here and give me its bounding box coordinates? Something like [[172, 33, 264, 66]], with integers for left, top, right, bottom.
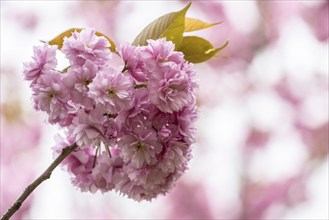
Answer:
[[1, 1, 328, 219]]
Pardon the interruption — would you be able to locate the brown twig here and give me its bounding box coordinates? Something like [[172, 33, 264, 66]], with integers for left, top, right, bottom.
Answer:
[[1, 143, 78, 220]]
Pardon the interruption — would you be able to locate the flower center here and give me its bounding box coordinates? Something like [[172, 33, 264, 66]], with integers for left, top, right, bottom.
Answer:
[[84, 79, 91, 86], [48, 93, 55, 99], [108, 88, 116, 95], [136, 142, 143, 151]]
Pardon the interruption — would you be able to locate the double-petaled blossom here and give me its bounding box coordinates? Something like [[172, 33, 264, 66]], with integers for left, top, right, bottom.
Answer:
[[177, 105, 198, 144], [148, 63, 194, 113], [119, 126, 163, 169], [62, 28, 111, 66], [116, 139, 191, 201], [91, 150, 124, 193], [142, 38, 185, 64], [119, 43, 147, 82], [24, 28, 198, 201], [23, 43, 57, 84], [88, 67, 135, 114], [32, 72, 70, 125], [63, 60, 98, 110], [143, 39, 197, 113], [69, 109, 105, 147], [53, 135, 96, 192], [54, 136, 124, 193]]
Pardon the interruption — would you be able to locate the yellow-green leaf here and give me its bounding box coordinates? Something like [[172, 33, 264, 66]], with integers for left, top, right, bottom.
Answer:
[[48, 28, 116, 52], [185, 17, 222, 32], [132, 3, 191, 48], [178, 36, 228, 63]]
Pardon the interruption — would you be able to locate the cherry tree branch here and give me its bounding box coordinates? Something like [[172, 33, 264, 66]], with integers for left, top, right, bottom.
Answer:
[[1, 143, 78, 220]]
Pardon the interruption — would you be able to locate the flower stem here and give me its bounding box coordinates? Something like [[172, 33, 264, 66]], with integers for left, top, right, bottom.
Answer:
[[1, 143, 78, 220]]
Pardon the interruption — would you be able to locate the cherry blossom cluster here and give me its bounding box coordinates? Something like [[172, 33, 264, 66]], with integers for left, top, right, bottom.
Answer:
[[23, 28, 198, 201]]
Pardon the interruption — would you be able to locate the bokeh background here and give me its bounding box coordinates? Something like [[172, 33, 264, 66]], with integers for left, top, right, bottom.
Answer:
[[1, 1, 328, 219]]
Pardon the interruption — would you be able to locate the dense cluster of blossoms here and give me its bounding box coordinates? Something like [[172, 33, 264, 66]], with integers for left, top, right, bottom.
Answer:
[[23, 28, 198, 201]]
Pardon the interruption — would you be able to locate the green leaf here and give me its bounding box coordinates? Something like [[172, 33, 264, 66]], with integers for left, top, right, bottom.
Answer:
[[178, 36, 228, 63], [132, 3, 191, 48], [48, 28, 116, 52], [185, 17, 222, 32]]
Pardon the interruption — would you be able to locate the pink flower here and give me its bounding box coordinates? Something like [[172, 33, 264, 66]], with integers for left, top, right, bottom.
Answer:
[[141, 39, 197, 113], [117, 88, 157, 131], [91, 151, 124, 193], [119, 43, 148, 82], [32, 72, 69, 125], [62, 28, 111, 66], [88, 67, 135, 113], [148, 62, 195, 113], [157, 140, 190, 174], [177, 105, 198, 144], [25, 35, 199, 202], [23, 43, 57, 84], [142, 38, 185, 64], [63, 60, 98, 109], [69, 109, 105, 147], [53, 136, 96, 193], [113, 174, 150, 201], [117, 140, 191, 201], [55, 136, 125, 194], [117, 144, 190, 202], [66, 146, 97, 193], [120, 167, 168, 201], [119, 126, 163, 169]]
